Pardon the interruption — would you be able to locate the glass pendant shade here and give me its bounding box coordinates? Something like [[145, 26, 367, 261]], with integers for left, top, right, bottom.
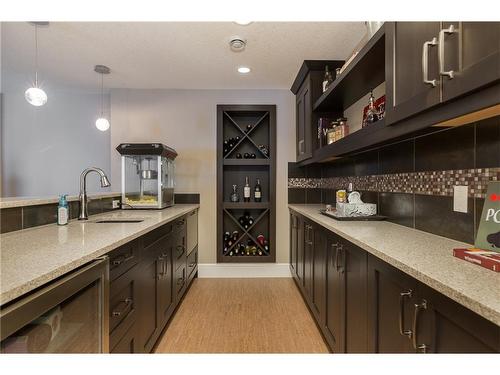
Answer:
[[95, 117, 110, 131], [25, 86, 48, 106]]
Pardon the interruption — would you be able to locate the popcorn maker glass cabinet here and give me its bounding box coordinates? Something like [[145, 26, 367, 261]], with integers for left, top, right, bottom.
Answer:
[[117, 143, 177, 209]]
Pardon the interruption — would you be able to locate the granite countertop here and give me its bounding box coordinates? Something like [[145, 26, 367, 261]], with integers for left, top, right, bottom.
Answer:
[[0, 204, 199, 305], [289, 204, 500, 326], [0, 192, 122, 209]]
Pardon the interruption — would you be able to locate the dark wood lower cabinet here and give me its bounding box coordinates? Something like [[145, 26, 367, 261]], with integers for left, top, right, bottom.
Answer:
[[289, 209, 499, 354], [108, 210, 198, 353]]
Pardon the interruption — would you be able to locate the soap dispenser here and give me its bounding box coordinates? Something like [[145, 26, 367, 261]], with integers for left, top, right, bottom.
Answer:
[[58, 195, 69, 226]]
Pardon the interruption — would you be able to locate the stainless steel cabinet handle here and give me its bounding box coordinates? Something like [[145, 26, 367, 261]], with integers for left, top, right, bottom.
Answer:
[[298, 140, 304, 154], [439, 25, 458, 79], [422, 37, 438, 87], [412, 300, 428, 353], [399, 290, 413, 339], [112, 298, 132, 317], [335, 244, 344, 272], [330, 243, 338, 267]]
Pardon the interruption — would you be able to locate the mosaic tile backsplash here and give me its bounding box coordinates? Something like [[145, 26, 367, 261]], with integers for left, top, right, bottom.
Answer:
[[288, 167, 500, 199]]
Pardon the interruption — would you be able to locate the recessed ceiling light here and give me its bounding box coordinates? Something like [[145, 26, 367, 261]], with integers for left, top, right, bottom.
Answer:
[[234, 21, 252, 26], [238, 67, 251, 74]]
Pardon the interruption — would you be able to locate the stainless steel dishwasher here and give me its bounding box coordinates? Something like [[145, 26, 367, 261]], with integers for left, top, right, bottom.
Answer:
[[0, 257, 109, 353]]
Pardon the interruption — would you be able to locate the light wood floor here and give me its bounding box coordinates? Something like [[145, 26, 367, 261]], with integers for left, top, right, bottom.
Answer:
[[154, 278, 329, 353]]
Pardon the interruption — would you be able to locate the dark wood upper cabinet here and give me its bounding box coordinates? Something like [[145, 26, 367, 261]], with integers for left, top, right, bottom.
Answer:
[[386, 21, 500, 125], [385, 22, 442, 125], [367, 255, 417, 353], [291, 61, 344, 162], [440, 22, 500, 102]]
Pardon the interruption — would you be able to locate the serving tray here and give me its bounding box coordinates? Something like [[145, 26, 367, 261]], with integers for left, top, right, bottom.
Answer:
[[319, 209, 387, 221]]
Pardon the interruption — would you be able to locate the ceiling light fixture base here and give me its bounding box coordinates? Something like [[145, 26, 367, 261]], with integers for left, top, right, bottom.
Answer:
[[94, 65, 111, 74]]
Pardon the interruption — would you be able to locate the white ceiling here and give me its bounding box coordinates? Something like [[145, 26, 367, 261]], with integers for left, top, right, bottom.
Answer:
[[1, 22, 367, 90]]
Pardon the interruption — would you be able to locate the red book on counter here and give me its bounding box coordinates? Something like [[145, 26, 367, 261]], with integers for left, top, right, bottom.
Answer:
[[453, 248, 500, 272]]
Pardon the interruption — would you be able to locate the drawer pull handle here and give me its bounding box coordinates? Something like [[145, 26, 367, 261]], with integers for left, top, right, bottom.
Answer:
[[177, 220, 185, 226], [177, 277, 184, 285], [335, 244, 344, 272], [399, 290, 413, 339], [112, 255, 134, 266], [177, 245, 185, 253], [188, 262, 196, 267], [112, 298, 132, 317], [412, 300, 428, 353]]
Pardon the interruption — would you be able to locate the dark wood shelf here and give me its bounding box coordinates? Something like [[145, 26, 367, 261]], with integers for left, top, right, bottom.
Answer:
[[223, 159, 270, 166], [313, 25, 386, 112], [217, 105, 276, 264], [301, 118, 387, 165], [223, 202, 270, 209]]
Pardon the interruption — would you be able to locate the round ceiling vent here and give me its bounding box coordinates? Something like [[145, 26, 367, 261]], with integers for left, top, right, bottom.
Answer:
[[229, 37, 247, 52]]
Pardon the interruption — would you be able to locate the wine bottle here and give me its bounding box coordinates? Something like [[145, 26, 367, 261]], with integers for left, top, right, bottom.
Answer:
[[224, 232, 230, 241], [250, 153, 256, 159], [243, 152, 250, 159], [243, 177, 251, 202], [246, 124, 253, 133], [248, 216, 254, 227], [236, 153, 242, 159], [232, 231, 239, 242], [254, 178, 262, 202]]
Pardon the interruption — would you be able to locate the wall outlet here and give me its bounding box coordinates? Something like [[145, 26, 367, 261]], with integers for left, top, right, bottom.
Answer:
[[112, 199, 121, 209], [453, 186, 468, 213]]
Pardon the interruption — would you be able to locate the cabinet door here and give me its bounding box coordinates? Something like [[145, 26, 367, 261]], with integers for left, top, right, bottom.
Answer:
[[296, 79, 312, 161], [325, 235, 344, 353], [290, 214, 298, 278], [343, 242, 368, 353], [441, 22, 500, 101], [137, 242, 163, 353], [157, 237, 174, 327], [296, 215, 305, 285], [386, 22, 442, 124], [414, 284, 500, 353], [303, 222, 314, 302], [311, 227, 327, 326], [367, 256, 417, 353]]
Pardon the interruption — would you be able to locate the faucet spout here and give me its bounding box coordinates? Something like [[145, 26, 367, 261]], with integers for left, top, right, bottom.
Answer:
[[78, 167, 111, 220]]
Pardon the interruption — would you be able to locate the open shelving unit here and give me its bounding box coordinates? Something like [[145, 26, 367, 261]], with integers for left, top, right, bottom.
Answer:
[[217, 105, 276, 263]]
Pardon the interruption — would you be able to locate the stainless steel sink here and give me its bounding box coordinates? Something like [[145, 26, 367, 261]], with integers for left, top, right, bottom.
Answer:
[[94, 219, 144, 223]]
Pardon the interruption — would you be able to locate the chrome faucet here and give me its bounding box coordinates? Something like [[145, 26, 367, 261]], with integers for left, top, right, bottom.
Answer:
[[78, 167, 111, 220]]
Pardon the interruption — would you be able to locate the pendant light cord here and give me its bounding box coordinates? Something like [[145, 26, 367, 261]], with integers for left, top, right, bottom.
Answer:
[[34, 24, 39, 87], [100, 72, 104, 117]]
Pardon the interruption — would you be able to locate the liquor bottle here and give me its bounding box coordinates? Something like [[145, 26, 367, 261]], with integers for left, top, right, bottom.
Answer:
[[364, 90, 379, 127], [243, 177, 251, 202], [322, 65, 334, 92], [230, 184, 240, 202], [254, 178, 262, 202]]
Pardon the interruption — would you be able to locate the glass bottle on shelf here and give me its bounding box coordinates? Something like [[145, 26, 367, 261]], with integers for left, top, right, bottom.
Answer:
[[322, 65, 334, 92], [230, 185, 240, 202], [364, 90, 379, 127], [243, 177, 251, 202], [254, 178, 262, 202]]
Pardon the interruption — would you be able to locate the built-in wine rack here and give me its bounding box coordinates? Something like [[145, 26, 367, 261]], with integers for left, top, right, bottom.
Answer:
[[217, 105, 276, 263]]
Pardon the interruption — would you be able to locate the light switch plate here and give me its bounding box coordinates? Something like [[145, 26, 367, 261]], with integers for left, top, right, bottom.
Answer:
[[112, 199, 121, 209], [453, 185, 468, 213]]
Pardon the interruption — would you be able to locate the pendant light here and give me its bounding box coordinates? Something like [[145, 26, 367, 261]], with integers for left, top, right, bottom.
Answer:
[[25, 22, 49, 106], [94, 65, 111, 132]]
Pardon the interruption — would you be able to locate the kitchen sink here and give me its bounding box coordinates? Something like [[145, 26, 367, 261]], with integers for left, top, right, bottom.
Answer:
[[94, 219, 144, 223]]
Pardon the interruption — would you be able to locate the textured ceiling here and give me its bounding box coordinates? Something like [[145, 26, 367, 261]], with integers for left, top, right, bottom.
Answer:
[[1, 22, 366, 89]]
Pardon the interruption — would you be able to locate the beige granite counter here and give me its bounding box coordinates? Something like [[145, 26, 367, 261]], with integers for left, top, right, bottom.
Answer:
[[289, 204, 500, 326], [0, 192, 122, 209], [0, 204, 199, 305]]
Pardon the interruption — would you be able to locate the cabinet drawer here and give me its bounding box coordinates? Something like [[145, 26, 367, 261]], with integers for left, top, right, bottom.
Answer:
[[175, 263, 187, 298], [109, 240, 140, 281], [109, 267, 137, 334], [143, 222, 173, 248], [173, 216, 186, 234], [110, 322, 136, 354], [174, 233, 186, 270], [187, 246, 198, 278]]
